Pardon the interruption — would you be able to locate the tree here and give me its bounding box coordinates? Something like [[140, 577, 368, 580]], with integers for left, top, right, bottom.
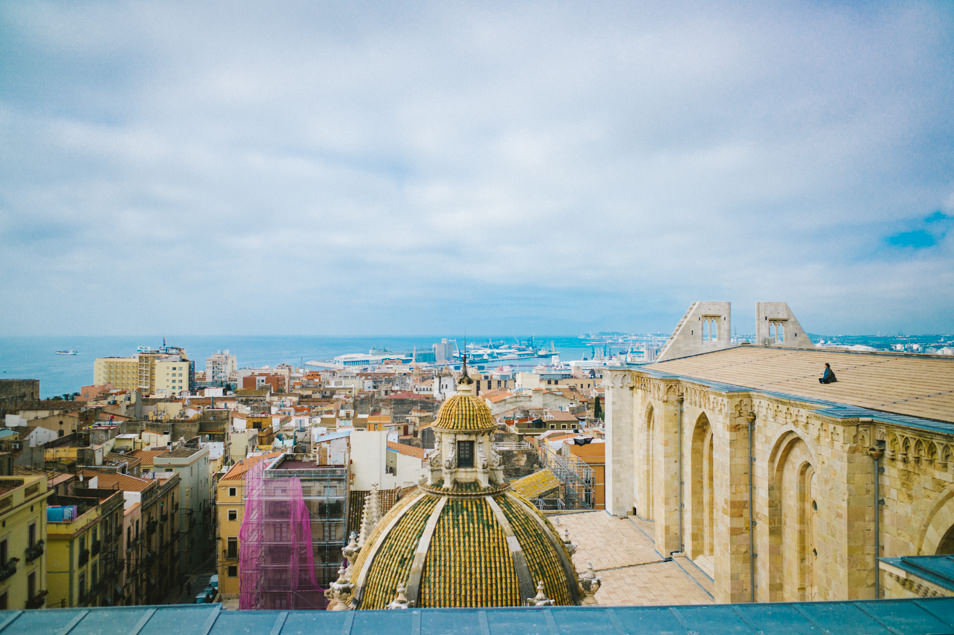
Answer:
[[593, 395, 603, 421]]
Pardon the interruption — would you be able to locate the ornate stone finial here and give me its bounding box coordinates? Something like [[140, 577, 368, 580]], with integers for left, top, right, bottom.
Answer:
[[342, 531, 360, 575], [325, 565, 355, 610], [562, 528, 577, 556], [386, 583, 410, 610], [579, 562, 601, 604], [358, 483, 382, 547], [527, 580, 555, 607]]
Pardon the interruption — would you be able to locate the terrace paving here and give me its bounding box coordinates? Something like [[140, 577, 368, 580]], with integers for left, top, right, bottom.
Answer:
[[555, 511, 715, 606]]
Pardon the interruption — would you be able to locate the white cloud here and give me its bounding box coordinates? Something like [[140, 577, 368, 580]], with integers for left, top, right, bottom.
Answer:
[[1, 1, 953, 334]]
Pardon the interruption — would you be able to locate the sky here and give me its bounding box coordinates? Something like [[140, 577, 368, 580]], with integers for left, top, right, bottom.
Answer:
[[1, 1, 953, 337]]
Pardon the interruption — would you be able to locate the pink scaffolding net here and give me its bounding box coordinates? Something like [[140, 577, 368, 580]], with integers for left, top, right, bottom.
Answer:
[[239, 460, 327, 609]]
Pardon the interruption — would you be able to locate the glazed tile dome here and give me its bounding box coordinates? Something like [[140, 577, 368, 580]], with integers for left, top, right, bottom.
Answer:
[[348, 488, 581, 608], [431, 390, 497, 433]]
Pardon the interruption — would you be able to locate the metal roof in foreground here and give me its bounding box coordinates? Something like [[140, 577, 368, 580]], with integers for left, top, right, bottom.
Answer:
[[1, 597, 953, 634]]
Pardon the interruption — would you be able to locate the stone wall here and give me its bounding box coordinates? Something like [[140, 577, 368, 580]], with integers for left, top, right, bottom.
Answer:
[[0, 379, 40, 414], [605, 368, 954, 604]]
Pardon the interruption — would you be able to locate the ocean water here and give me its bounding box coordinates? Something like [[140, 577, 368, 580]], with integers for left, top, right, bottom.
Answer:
[[0, 335, 602, 399]]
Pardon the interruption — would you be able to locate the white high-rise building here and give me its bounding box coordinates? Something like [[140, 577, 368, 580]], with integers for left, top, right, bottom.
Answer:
[[206, 350, 237, 385], [432, 338, 456, 363]]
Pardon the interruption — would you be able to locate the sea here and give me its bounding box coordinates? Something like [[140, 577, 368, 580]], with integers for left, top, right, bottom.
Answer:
[[0, 335, 605, 399], [3, 333, 949, 400]]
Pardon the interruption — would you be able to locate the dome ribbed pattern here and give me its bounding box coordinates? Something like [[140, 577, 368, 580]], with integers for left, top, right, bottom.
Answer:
[[498, 494, 574, 605], [359, 495, 439, 609], [353, 491, 578, 608], [419, 497, 519, 607], [432, 392, 496, 432]]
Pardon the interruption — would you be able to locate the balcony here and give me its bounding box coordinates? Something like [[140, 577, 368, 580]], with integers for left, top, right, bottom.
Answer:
[[160, 512, 169, 522], [79, 549, 90, 566], [25, 590, 47, 609], [0, 558, 18, 581], [24, 540, 44, 563], [147, 520, 158, 535]]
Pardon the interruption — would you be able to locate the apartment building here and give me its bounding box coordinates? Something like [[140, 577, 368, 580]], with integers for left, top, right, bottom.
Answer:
[[93, 346, 194, 395], [215, 452, 281, 599], [46, 487, 123, 608], [0, 475, 50, 609], [154, 443, 210, 573]]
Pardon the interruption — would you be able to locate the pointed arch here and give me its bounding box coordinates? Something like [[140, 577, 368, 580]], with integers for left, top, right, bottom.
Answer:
[[689, 412, 714, 568], [644, 405, 655, 520], [916, 488, 954, 555], [767, 431, 817, 602]]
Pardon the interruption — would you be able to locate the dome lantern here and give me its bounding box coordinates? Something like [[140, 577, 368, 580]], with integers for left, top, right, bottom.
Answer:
[[343, 378, 595, 609]]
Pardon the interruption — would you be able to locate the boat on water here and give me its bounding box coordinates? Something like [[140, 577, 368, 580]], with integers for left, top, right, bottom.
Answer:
[[463, 338, 553, 364], [55, 349, 78, 355]]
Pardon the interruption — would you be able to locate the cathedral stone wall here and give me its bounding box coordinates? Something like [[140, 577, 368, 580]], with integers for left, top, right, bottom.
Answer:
[[605, 368, 954, 604]]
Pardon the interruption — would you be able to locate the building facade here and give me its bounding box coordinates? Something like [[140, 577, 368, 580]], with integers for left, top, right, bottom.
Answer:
[[605, 345, 954, 604], [46, 488, 123, 608], [0, 475, 50, 609], [215, 452, 281, 599], [93, 346, 194, 395], [154, 443, 210, 574]]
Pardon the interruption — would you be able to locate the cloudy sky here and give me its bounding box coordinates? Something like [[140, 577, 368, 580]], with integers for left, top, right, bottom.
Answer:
[[2, 2, 953, 336]]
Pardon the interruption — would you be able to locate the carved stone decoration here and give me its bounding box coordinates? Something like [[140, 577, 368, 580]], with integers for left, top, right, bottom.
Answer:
[[607, 371, 635, 391], [358, 483, 382, 547], [489, 446, 505, 485], [342, 531, 360, 576], [578, 562, 602, 604], [562, 528, 577, 556], [477, 443, 490, 487], [325, 565, 354, 610], [386, 583, 410, 609], [442, 440, 457, 488], [526, 580, 555, 607]]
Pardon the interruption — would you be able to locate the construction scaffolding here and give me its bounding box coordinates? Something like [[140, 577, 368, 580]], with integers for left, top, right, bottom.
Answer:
[[239, 460, 327, 609], [540, 445, 597, 510]]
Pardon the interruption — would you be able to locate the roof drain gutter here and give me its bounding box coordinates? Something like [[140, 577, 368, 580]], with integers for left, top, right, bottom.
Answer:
[[867, 432, 884, 600], [677, 396, 685, 555], [747, 409, 757, 603]]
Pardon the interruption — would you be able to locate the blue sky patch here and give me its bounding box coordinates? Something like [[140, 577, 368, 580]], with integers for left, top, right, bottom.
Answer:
[[884, 211, 952, 250]]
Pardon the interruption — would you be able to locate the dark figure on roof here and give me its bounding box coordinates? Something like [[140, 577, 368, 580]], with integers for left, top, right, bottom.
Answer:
[[819, 363, 837, 384]]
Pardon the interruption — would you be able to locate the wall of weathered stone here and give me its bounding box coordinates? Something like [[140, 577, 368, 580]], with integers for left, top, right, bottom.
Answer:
[[604, 367, 954, 604]]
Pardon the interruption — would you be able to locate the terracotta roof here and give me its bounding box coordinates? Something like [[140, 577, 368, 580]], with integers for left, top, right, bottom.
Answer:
[[221, 451, 282, 481], [80, 470, 154, 492], [482, 390, 513, 403], [647, 345, 954, 424], [387, 391, 432, 400], [545, 410, 579, 422], [131, 450, 165, 466], [387, 441, 426, 460]]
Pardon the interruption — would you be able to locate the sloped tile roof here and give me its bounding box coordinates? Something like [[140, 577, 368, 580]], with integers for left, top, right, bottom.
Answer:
[[648, 345, 954, 424]]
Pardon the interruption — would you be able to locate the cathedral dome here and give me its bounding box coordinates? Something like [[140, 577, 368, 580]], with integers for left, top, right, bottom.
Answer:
[[431, 389, 497, 433], [348, 488, 582, 608], [333, 372, 594, 610]]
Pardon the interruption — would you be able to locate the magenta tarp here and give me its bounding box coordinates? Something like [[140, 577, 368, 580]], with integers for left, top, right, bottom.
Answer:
[[239, 461, 326, 609]]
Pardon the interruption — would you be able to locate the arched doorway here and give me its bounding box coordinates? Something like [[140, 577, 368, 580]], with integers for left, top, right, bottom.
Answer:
[[643, 406, 655, 520], [937, 525, 954, 554], [689, 413, 714, 572], [919, 490, 954, 556], [768, 433, 816, 601]]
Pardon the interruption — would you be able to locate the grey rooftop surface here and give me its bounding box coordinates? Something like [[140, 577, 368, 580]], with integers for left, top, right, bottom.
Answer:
[[2, 598, 954, 634], [882, 555, 954, 593]]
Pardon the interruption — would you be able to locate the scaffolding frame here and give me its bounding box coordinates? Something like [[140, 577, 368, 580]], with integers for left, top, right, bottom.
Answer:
[[540, 445, 597, 510], [238, 461, 326, 609]]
